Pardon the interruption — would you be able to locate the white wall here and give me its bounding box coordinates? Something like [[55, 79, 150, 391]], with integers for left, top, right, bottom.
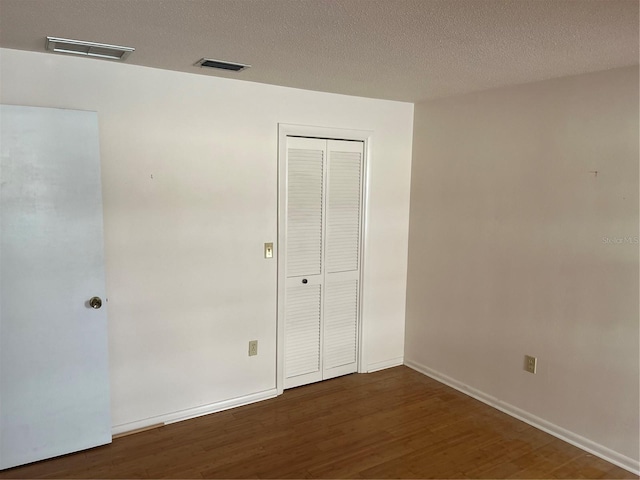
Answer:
[[0, 48, 413, 430], [405, 66, 639, 469]]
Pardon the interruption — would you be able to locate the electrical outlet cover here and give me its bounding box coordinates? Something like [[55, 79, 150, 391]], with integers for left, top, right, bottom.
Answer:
[[524, 355, 537, 374]]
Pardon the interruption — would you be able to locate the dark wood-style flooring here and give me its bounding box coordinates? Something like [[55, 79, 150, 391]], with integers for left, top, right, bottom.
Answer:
[[1, 366, 636, 479]]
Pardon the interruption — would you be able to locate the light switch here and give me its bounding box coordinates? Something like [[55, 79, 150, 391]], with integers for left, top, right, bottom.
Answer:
[[264, 242, 273, 259]]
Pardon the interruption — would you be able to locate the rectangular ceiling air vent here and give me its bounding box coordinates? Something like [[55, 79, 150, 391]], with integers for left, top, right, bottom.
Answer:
[[196, 58, 250, 72], [46, 37, 134, 61]]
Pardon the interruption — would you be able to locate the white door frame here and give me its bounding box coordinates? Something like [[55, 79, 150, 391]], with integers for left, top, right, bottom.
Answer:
[[276, 123, 372, 394]]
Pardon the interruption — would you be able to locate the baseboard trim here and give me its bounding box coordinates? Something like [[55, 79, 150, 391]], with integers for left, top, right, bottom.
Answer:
[[111, 388, 278, 437], [404, 359, 639, 476], [367, 357, 404, 373], [112, 423, 163, 439]]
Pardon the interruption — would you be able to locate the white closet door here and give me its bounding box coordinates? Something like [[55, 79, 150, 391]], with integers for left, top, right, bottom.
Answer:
[[282, 136, 363, 389], [323, 140, 363, 379], [283, 137, 326, 388]]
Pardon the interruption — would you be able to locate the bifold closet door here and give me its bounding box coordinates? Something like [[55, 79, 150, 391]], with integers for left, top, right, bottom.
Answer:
[[283, 136, 363, 389]]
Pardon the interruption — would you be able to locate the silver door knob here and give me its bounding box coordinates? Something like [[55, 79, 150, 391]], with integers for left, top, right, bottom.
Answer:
[[89, 297, 102, 309]]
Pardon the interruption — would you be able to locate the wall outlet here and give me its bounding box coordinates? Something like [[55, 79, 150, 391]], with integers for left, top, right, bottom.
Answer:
[[249, 340, 258, 356], [524, 355, 537, 374]]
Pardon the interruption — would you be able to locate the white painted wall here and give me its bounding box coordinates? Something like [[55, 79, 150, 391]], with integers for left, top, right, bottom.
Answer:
[[0, 48, 413, 430], [405, 66, 639, 467]]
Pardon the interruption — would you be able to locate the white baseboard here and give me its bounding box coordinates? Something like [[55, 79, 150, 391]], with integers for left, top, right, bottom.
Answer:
[[367, 356, 404, 373], [111, 388, 278, 437], [404, 359, 639, 476]]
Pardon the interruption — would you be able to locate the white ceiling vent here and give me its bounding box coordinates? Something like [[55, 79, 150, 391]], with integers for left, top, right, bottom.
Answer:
[[196, 58, 250, 72], [45, 37, 134, 61]]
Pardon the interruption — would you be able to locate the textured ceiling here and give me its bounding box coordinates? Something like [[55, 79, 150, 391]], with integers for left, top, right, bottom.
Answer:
[[0, 0, 638, 102]]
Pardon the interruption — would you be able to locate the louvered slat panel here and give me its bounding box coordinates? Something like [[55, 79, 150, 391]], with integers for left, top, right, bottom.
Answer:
[[323, 279, 358, 369], [326, 151, 361, 273], [285, 284, 321, 378], [287, 148, 324, 277]]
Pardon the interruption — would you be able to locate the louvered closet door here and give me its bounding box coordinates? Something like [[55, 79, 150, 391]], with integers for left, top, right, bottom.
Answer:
[[284, 137, 326, 389], [283, 136, 364, 389], [323, 140, 363, 380]]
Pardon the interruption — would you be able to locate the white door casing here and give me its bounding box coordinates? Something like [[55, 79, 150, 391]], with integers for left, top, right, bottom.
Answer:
[[0, 105, 112, 470], [278, 126, 369, 392]]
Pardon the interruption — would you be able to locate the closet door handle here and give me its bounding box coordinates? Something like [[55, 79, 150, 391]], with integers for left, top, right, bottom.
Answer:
[[302, 279, 308, 284]]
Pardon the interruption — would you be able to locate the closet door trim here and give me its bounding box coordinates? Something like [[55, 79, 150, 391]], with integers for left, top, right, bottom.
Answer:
[[277, 124, 371, 395]]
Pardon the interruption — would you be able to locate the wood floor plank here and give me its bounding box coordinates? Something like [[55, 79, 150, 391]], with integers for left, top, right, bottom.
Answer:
[[0, 366, 636, 479]]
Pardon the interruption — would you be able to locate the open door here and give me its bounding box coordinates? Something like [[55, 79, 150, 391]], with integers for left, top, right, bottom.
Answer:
[[0, 105, 112, 469]]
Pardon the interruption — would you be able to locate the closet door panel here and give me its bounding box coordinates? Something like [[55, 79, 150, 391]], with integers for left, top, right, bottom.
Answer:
[[283, 137, 326, 389], [323, 140, 364, 380]]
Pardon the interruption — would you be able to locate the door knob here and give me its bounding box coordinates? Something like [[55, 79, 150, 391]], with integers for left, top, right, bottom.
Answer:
[[302, 279, 308, 284], [89, 297, 102, 309]]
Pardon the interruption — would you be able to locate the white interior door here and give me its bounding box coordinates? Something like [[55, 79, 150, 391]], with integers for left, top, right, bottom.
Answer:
[[0, 105, 112, 470], [282, 136, 363, 389]]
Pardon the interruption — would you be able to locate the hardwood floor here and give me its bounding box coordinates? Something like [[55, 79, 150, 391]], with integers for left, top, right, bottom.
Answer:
[[1, 366, 636, 479]]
